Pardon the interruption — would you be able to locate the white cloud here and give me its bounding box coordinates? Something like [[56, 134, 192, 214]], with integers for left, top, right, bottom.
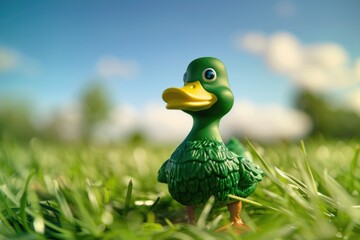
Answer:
[[93, 104, 139, 142], [306, 44, 348, 68], [93, 103, 191, 143], [237, 32, 267, 54], [96, 56, 139, 79], [266, 32, 303, 74], [222, 101, 312, 142], [235, 31, 360, 92], [354, 59, 360, 79], [0, 46, 41, 76], [0, 47, 22, 72], [141, 103, 191, 142], [345, 90, 360, 115]]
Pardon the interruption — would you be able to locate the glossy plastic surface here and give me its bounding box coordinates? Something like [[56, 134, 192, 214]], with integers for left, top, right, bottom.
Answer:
[[158, 57, 263, 208]]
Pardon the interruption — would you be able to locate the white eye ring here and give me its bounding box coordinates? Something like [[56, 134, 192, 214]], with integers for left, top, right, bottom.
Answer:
[[202, 68, 217, 82]]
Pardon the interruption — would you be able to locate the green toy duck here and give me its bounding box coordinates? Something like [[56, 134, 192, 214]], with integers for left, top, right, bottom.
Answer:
[[157, 57, 263, 229]]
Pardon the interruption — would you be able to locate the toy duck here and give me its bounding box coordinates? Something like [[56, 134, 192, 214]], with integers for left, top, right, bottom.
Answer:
[[157, 57, 263, 229]]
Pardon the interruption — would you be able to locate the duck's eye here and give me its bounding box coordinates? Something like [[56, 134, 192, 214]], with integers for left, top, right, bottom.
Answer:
[[183, 72, 187, 83], [202, 68, 217, 82]]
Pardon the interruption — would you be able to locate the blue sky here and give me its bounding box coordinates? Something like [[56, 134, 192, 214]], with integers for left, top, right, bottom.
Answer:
[[1, 0, 360, 141]]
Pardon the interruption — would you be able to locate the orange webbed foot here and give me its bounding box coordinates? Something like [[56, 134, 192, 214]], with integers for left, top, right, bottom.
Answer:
[[215, 201, 251, 234]]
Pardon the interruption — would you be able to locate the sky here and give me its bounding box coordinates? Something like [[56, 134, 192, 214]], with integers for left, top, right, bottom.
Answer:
[[1, 0, 360, 142]]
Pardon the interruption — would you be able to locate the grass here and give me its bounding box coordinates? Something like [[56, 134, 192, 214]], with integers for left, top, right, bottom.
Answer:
[[0, 137, 359, 239]]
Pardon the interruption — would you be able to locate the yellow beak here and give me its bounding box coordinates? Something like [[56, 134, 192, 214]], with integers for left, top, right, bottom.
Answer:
[[162, 81, 217, 111]]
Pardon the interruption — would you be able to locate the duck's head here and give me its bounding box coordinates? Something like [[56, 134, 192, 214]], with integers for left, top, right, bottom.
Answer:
[[163, 57, 234, 119]]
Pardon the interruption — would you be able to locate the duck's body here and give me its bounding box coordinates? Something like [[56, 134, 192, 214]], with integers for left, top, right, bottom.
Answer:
[[158, 138, 262, 207], [157, 57, 263, 228]]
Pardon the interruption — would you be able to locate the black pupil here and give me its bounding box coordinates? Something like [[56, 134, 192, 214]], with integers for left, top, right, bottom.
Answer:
[[205, 70, 215, 80]]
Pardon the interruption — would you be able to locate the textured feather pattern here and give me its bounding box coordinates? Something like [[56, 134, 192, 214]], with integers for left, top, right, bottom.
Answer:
[[157, 138, 263, 206], [226, 137, 263, 197]]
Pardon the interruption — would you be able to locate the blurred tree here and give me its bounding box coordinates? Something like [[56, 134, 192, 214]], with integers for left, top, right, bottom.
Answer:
[[127, 130, 146, 145], [0, 99, 37, 142], [295, 90, 360, 139], [79, 82, 112, 141]]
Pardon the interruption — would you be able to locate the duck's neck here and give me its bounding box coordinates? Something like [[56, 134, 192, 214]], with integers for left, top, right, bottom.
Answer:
[[184, 116, 222, 142]]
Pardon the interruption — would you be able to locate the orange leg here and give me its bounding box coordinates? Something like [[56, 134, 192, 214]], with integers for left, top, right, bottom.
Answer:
[[216, 201, 249, 233], [227, 201, 244, 226], [185, 206, 196, 225]]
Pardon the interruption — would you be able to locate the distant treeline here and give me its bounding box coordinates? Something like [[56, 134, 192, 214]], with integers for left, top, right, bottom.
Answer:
[[295, 90, 360, 139]]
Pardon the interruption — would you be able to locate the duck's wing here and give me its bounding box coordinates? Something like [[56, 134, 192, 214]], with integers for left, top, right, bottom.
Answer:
[[157, 159, 169, 183], [226, 137, 247, 158], [236, 156, 263, 196], [226, 137, 264, 197]]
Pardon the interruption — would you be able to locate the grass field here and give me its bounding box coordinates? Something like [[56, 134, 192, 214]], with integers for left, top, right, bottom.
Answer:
[[0, 137, 359, 239]]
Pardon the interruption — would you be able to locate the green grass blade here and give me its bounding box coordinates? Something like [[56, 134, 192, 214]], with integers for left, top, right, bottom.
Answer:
[[206, 214, 223, 231], [300, 141, 317, 195], [1, 178, 71, 236], [350, 144, 359, 173], [20, 170, 35, 233], [275, 167, 307, 190], [53, 180, 74, 222], [164, 218, 175, 229], [0, 200, 17, 235], [124, 179, 133, 217], [0, 185, 18, 205], [228, 194, 263, 207], [245, 138, 272, 174], [197, 195, 214, 229], [245, 139, 289, 196], [323, 171, 360, 221], [147, 196, 160, 213], [228, 194, 282, 213]]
